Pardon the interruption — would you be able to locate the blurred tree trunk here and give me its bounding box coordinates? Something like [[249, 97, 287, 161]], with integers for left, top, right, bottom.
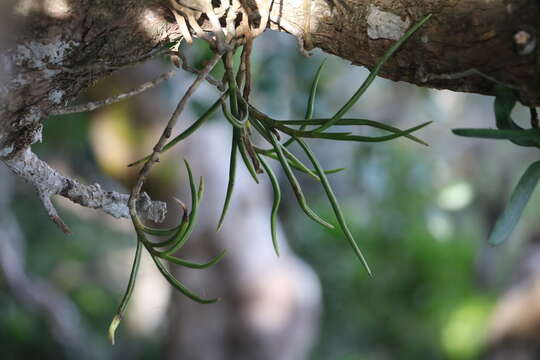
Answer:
[[483, 232, 540, 360], [161, 124, 321, 360]]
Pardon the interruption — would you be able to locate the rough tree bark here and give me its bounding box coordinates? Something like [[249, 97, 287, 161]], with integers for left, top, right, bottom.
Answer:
[[1, 0, 539, 222]]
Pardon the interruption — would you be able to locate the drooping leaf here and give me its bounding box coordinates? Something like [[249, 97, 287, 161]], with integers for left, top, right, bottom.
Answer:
[[151, 255, 219, 304], [217, 131, 238, 231], [265, 129, 334, 229], [160, 250, 226, 269], [295, 137, 372, 276], [162, 160, 204, 256], [259, 155, 282, 257], [489, 161, 540, 246], [283, 59, 327, 148], [452, 128, 540, 147], [237, 130, 260, 183], [108, 239, 143, 345]]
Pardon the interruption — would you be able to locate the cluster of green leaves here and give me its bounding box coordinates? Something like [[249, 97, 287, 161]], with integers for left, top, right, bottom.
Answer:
[[108, 160, 225, 344], [453, 85, 540, 246], [109, 14, 432, 342]]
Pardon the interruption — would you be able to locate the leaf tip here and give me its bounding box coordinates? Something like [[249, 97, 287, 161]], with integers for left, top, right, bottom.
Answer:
[[108, 315, 121, 345]]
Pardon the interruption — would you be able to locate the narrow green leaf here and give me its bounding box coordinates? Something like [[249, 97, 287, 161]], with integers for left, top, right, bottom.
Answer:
[[221, 98, 245, 128], [315, 14, 432, 132], [489, 161, 540, 246], [258, 151, 346, 179], [277, 121, 432, 142], [150, 254, 219, 304], [280, 145, 320, 180], [163, 160, 204, 256], [142, 200, 188, 244], [139, 225, 179, 237], [149, 211, 190, 249], [259, 155, 282, 257], [452, 128, 540, 146], [266, 130, 334, 229], [306, 59, 326, 120], [217, 132, 238, 231], [278, 118, 428, 146], [237, 130, 260, 184], [295, 137, 372, 276], [283, 59, 327, 148], [108, 239, 143, 345], [160, 250, 226, 269]]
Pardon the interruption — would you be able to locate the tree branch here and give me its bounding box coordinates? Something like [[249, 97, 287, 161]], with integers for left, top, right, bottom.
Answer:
[[50, 69, 178, 116], [269, 0, 540, 105], [1, 0, 539, 223], [3, 148, 167, 232]]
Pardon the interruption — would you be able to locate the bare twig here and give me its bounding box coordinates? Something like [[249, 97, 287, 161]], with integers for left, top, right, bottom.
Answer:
[[51, 70, 178, 116], [3, 148, 167, 232], [175, 50, 226, 91], [128, 53, 223, 220]]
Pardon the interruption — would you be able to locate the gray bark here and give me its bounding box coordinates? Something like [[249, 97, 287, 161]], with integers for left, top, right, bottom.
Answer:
[[1, 0, 539, 222]]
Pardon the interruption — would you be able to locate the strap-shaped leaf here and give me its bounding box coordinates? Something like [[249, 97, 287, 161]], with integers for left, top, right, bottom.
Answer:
[[217, 131, 238, 231], [257, 149, 345, 179], [144, 200, 189, 245], [160, 250, 226, 269], [278, 118, 428, 146], [489, 161, 540, 246], [150, 254, 219, 304], [259, 155, 282, 257], [266, 129, 334, 229], [221, 98, 246, 128], [295, 137, 372, 276], [163, 160, 204, 256], [271, 121, 432, 143], [148, 215, 190, 249], [248, 101, 429, 145], [452, 128, 540, 147], [108, 239, 143, 345], [237, 130, 260, 183], [283, 59, 327, 148]]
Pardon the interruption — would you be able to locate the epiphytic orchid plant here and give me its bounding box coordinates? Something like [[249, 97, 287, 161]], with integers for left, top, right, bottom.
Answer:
[[108, 7, 433, 343]]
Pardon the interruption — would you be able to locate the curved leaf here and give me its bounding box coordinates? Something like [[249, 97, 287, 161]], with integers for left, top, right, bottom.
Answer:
[[295, 137, 372, 276], [489, 161, 540, 246], [259, 155, 282, 257], [452, 128, 540, 147]]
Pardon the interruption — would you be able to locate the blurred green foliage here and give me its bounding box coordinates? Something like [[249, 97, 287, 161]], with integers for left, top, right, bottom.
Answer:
[[289, 142, 495, 360], [3, 32, 538, 360]]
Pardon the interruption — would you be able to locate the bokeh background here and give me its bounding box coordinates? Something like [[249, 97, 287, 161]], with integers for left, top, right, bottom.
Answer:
[[2, 30, 540, 360]]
